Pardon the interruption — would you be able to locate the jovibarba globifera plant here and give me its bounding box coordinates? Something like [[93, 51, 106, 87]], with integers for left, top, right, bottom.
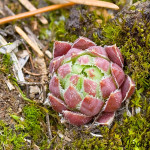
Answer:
[[48, 37, 135, 126]]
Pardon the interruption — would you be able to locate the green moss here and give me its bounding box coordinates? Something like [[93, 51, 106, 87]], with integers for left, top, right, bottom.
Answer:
[[0, 104, 51, 149], [0, 120, 28, 149], [0, 53, 12, 74], [23, 105, 45, 141]]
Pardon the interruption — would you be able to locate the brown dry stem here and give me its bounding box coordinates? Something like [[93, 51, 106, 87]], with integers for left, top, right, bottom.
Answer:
[[0, 2, 75, 25], [18, 0, 48, 24], [15, 26, 44, 57]]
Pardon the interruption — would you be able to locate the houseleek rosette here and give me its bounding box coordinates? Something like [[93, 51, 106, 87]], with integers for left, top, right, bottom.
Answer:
[[49, 37, 135, 126]]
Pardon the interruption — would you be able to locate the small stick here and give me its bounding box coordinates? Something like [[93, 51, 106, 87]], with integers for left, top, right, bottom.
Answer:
[[45, 105, 52, 141], [0, 2, 75, 25], [42, 84, 52, 141], [18, 81, 47, 86], [22, 42, 35, 70], [18, 0, 48, 24], [15, 26, 44, 57], [23, 68, 48, 76], [23, 25, 45, 49]]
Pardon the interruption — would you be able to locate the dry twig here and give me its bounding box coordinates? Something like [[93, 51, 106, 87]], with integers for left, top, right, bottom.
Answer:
[[18, 0, 48, 24], [23, 68, 47, 76], [15, 26, 44, 57], [18, 81, 46, 86], [23, 25, 45, 49], [45, 105, 53, 142], [21, 42, 35, 70], [0, 2, 75, 25]]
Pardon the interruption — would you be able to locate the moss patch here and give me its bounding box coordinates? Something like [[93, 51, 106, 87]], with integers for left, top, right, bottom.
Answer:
[[0, 53, 12, 74]]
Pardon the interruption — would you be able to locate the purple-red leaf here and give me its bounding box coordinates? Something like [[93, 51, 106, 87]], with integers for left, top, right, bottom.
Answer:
[[111, 63, 125, 87], [49, 56, 64, 73], [96, 112, 115, 126], [104, 90, 122, 112], [63, 110, 92, 126], [105, 45, 124, 68], [72, 37, 96, 49], [57, 63, 71, 78], [49, 94, 67, 113], [64, 86, 82, 108], [49, 75, 61, 98], [88, 46, 108, 58], [78, 55, 90, 65], [100, 76, 116, 99], [121, 76, 135, 101], [95, 57, 110, 72], [53, 41, 71, 58], [65, 48, 82, 59], [80, 96, 104, 116], [84, 78, 97, 97], [70, 75, 79, 86]]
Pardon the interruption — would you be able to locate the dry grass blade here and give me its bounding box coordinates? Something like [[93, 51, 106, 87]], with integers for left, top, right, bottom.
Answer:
[[0, 35, 25, 82], [0, 2, 75, 25], [18, 0, 48, 24], [49, 0, 68, 4], [15, 26, 44, 57], [68, 0, 119, 10]]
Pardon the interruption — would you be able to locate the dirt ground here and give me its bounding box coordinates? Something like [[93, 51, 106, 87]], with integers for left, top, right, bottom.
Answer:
[[0, 73, 25, 124]]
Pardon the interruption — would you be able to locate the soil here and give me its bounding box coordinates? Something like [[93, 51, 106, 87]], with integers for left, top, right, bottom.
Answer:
[[0, 73, 25, 124]]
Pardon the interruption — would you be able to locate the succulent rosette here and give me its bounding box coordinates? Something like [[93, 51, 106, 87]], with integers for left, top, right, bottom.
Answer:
[[49, 37, 135, 126]]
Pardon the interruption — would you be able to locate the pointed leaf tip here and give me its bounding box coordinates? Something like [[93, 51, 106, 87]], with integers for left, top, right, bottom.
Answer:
[[49, 75, 61, 98], [49, 94, 67, 113], [80, 96, 104, 116], [100, 76, 116, 99], [64, 85, 82, 108], [49, 56, 64, 73], [105, 45, 124, 68], [121, 76, 135, 101], [53, 41, 71, 58], [88, 46, 108, 59], [96, 112, 115, 126], [104, 90, 122, 112], [72, 36, 96, 50], [63, 110, 92, 126], [111, 63, 125, 88]]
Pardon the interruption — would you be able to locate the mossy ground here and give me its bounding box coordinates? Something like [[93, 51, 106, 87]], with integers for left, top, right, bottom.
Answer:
[[0, 0, 150, 149]]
